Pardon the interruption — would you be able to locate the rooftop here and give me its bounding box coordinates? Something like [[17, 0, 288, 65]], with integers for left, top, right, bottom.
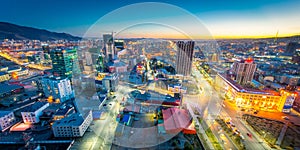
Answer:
[[52, 113, 84, 127], [0, 111, 12, 118], [52, 111, 91, 127], [54, 106, 74, 116], [0, 71, 8, 75], [0, 83, 24, 95], [162, 108, 193, 133], [21, 102, 49, 112], [218, 73, 280, 96]]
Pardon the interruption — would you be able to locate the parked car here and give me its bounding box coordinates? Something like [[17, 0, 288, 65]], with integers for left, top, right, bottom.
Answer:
[[247, 133, 252, 138]]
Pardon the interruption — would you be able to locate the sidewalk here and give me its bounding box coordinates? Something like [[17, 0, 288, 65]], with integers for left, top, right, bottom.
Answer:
[[240, 119, 275, 150], [186, 103, 215, 150]]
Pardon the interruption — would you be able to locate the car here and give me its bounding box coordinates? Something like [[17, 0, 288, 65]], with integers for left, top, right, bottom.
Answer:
[[253, 111, 258, 114], [240, 135, 245, 140], [235, 129, 240, 134], [220, 133, 225, 138], [246, 133, 252, 138], [282, 116, 289, 120]]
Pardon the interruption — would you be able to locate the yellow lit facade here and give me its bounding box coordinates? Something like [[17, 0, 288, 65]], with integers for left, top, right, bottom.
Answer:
[[0, 72, 10, 82], [216, 74, 294, 112]]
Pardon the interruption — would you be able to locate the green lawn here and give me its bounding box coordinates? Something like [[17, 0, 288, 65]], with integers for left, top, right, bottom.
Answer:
[[205, 128, 222, 150]]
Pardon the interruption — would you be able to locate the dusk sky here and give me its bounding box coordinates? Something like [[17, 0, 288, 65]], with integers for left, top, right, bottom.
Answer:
[[1, 0, 300, 39]]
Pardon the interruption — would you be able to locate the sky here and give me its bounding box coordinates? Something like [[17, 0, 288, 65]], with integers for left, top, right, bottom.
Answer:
[[1, 0, 300, 39]]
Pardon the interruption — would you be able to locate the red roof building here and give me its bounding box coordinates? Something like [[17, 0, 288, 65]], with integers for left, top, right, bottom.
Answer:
[[162, 108, 196, 134]]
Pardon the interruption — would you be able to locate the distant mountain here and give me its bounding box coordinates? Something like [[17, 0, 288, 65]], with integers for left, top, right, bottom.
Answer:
[[0, 22, 81, 41]]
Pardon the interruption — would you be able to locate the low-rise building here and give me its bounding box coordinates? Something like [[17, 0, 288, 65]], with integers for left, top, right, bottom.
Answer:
[[53, 105, 75, 120], [52, 111, 92, 137], [0, 111, 16, 132], [168, 83, 187, 94], [21, 102, 49, 124], [216, 73, 297, 113], [0, 83, 24, 98], [0, 72, 10, 82], [95, 73, 119, 92]]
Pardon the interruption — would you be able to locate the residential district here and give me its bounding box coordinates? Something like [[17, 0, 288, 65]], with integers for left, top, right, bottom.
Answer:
[[0, 35, 299, 150]]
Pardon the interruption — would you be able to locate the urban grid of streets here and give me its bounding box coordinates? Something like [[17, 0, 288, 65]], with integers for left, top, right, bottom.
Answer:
[[71, 58, 283, 150], [2, 43, 299, 150]]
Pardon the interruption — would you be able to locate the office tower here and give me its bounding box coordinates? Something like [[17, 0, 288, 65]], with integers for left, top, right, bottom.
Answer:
[[85, 52, 93, 66], [103, 34, 114, 61], [50, 48, 79, 79], [96, 53, 105, 72], [41, 76, 74, 103], [231, 58, 257, 85], [175, 41, 195, 76]]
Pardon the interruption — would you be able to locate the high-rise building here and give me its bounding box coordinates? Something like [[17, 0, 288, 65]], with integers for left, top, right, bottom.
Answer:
[[41, 76, 74, 103], [85, 52, 93, 66], [103, 34, 114, 61], [231, 58, 257, 85], [175, 41, 194, 76], [50, 48, 79, 79], [96, 54, 105, 72]]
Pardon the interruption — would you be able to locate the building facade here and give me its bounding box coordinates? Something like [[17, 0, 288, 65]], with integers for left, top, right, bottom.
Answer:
[[0, 72, 10, 82], [95, 73, 119, 92], [231, 58, 257, 85], [41, 76, 74, 103], [50, 48, 79, 79], [52, 111, 92, 137], [175, 41, 194, 76], [103, 34, 114, 60], [21, 102, 49, 124], [216, 73, 296, 112], [0, 111, 16, 132]]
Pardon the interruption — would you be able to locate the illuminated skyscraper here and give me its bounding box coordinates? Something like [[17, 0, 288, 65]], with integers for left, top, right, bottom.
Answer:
[[231, 58, 257, 85], [96, 53, 105, 72], [103, 34, 114, 61], [50, 48, 79, 79], [175, 41, 194, 76]]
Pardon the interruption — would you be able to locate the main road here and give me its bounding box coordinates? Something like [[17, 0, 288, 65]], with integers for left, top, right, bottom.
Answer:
[[191, 64, 270, 150]]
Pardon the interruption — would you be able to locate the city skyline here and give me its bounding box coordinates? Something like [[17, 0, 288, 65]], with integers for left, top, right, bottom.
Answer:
[[1, 0, 300, 39], [0, 1, 300, 150]]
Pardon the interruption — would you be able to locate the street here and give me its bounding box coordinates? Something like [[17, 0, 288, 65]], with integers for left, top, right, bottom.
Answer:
[[191, 65, 270, 150]]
